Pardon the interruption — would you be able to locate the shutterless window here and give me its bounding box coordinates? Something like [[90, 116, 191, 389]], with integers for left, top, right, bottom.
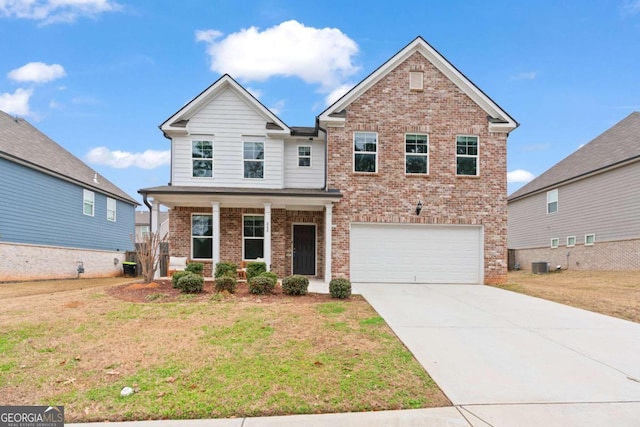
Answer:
[[354, 132, 377, 173], [551, 238, 559, 249], [243, 215, 264, 259], [192, 140, 213, 178], [585, 234, 595, 246], [456, 135, 478, 176], [244, 141, 264, 178], [83, 189, 94, 216], [547, 189, 558, 214], [405, 134, 429, 174], [298, 145, 311, 167], [107, 197, 116, 222], [192, 214, 213, 259], [567, 236, 576, 247]]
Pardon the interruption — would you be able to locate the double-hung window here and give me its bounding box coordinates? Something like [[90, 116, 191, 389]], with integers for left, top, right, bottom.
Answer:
[[405, 134, 429, 174], [107, 197, 116, 222], [354, 132, 377, 173], [243, 215, 264, 259], [192, 214, 213, 259], [192, 140, 213, 178], [244, 141, 264, 179], [456, 135, 479, 176], [83, 189, 94, 216], [298, 146, 311, 167], [547, 189, 558, 214]]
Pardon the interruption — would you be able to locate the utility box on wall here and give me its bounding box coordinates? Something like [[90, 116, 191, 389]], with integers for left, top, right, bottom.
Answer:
[[532, 262, 550, 274]]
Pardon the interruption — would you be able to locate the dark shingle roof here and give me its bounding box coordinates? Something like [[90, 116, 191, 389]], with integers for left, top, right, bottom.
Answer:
[[0, 110, 138, 205], [509, 112, 640, 201]]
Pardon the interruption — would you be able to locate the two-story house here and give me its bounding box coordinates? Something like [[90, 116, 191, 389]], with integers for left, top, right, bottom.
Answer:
[[139, 37, 517, 284]]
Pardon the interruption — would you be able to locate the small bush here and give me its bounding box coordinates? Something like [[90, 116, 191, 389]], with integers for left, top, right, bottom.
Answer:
[[329, 278, 351, 299], [215, 261, 238, 278], [177, 273, 204, 294], [185, 262, 204, 275], [248, 275, 275, 295], [171, 271, 188, 289], [260, 271, 278, 282], [215, 275, 237, 294], [282, 275, 309, 296], [246, 262, 267, 280]]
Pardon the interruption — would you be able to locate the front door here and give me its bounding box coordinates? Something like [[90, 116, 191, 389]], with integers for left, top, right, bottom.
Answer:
[[293, 224, 316, 275]]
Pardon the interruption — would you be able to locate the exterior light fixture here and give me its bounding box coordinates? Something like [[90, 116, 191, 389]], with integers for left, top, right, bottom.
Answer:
[[416, 200, 423, 215]]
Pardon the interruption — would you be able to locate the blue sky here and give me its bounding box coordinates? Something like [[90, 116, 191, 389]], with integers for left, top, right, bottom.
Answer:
[[2, 0, 639, 204]]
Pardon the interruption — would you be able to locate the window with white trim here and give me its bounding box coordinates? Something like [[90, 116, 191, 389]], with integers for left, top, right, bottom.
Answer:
[[405, 134, 429, 174], [547, 189, 558, 214], [298, 145, 311, 167], [244, 141, 264, 179], [585, 234, 595, 246], [192, 140, 213, 178], [551, 238, 559, 249], [456, 135, 479, 176], [354, 132, 377, 173], [107, 197, 116, 222], [83, 189, 94, 216], [243, 215, 264, 259], [192, 214, 213, 259], [567, 236, 576, 247]]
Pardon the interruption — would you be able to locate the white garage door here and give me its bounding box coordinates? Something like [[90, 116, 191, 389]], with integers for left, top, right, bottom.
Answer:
[[350, 223, 483, 284]]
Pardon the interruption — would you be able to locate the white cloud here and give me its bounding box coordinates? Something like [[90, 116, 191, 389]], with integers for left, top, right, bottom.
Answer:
[[621, 0, 640, 16], [86, 146, 170, 169], [245, 86, 262, 100], [0, 0, 121, 24], [197, 20, 359, 94], [507, 169, 535, 184], [324, 82, 353, 106], [8, 62, 66, 83], [268, 99, 285, 116], [0, 88, 33, 116], [510, 71, 537, 81]]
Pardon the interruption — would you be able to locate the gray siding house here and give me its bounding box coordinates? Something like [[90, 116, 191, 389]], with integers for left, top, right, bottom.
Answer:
[[508, 112, 640, 271], [0, 110, 138, 281]]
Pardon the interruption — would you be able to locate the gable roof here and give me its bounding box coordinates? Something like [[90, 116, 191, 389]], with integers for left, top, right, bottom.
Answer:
[[160, 74, 290, 137], [509, 112, 640, 201], [318, 36, 518, 133], [0, 110, 138, 205]]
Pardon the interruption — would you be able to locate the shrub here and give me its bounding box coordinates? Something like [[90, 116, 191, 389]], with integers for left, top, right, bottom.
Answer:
[[260, 271, 278, 282], [246, 262, 267, 280], [248, 275, 275, 295], [177, 273, 204, 294], [329, 278, 351, 299], [282, 275, 309, 296], [185, 262, 204, 275], [215, 275, 237, 293], [171, 270, 188, 288], [215, 261, 238, 278]]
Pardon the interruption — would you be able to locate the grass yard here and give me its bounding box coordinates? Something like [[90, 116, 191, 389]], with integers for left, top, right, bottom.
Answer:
[[496, 270, 640, 323], [0, 278, 449, 422]]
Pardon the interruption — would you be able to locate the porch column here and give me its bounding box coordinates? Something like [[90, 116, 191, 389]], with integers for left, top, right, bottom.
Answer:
[[151, 200, 160, 279], [324, 203, 333, 283], [211, 202, 220, 278], [264, 202, 271, 271]]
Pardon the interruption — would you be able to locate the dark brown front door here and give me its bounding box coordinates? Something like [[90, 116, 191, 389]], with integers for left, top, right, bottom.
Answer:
[[293, 225, 316, 275]]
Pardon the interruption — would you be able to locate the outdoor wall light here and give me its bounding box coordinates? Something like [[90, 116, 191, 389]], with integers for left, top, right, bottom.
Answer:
[[416, 200, 423, 216]]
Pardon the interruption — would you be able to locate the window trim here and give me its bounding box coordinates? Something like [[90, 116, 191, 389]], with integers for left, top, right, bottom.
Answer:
[[405, 133, 429, 175], [107, 197, 116, 222], [547, 189, 558, 214], [455, 135, 479, 176], [191, 139, 214, 178], [550, 238, 559, 249], [567, 236, 576, 247], [83, 189, 94, 217], [297, 145, 312, 167], [585, 234, 595, 246], [243, 140, 265, 179], [353, 131, 378, 173], [191, 213, 213, 260], [243, 214, 265, 260]]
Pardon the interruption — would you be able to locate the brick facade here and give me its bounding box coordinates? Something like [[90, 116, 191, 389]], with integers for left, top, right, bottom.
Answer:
[[326, 52, 508, 284]]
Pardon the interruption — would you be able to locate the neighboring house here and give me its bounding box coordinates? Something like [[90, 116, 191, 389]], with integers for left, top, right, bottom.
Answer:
[[508, 112, 640, 271], [135, 210, 169, 243], [139, 37, 517, 284], [0, 110, 138, 281]]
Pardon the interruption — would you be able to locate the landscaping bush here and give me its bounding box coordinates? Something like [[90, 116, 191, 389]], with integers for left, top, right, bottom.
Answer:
[[248, 275, 275, 295], [171, 270, 188, 289], [185, 262, 204, 275], [215, 275, 237, 294], [215, 261, 238, 278], [329, 278, 351, 299], [246, 262, 267, 280], [177, 273, 204, 294], [282, 275, 309, 296], [260, 271, 278, 282]]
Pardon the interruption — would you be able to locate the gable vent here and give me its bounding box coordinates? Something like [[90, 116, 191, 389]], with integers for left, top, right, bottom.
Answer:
[[410, 71, 424, 91]]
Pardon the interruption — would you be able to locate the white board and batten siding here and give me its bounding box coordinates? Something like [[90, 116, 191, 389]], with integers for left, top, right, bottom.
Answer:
[[283, 139, 325, 189], [350, 223, 484, 284]]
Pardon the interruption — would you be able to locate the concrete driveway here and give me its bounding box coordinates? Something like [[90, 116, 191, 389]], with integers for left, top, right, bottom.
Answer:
[[356, 283, 640, 426]]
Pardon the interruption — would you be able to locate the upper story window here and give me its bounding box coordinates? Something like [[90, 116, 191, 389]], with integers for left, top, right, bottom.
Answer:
[[298, 146, 311, 167], [83, 189, 94, 216], [192, 140, 213, 178], [585, 234, 595, 246], [354, 132, 377, 173], [107, 197, 116, 222], [192, 214, 213, 259], [567, 236, 576, 247], [405, 134, 429, 174], [456, 135, 479, 176], [550, 238, 559, 249], [244, 141, 264, 179], [547, 189, 558, 214]]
